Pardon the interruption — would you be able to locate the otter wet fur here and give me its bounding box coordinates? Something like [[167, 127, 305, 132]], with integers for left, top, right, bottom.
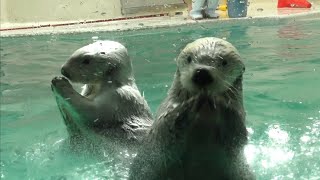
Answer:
[[129, 37, 254, 180], [51, 40, 153, 153]]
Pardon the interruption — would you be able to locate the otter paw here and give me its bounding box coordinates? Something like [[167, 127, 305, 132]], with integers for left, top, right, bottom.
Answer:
[[51, 76, 72, 89]]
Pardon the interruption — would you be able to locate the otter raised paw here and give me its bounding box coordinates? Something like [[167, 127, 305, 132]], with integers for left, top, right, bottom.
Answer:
[[129, 37, 254, 180], [51, 40, 153, 152]]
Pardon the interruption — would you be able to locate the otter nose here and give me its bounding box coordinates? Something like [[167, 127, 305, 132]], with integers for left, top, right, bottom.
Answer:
[[61, 67, 70, 79], [192, 68, 213, 86]]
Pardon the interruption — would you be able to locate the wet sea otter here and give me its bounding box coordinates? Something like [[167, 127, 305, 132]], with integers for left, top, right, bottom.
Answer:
[[129, 37, 254, 180], [51, 40, 153, 152]]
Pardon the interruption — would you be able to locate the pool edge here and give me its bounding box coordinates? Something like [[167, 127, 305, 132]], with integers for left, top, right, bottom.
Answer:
[[1, 11, 319, 38]]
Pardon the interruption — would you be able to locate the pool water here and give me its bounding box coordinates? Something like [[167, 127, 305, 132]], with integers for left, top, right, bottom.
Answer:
[[1, 18, 320, 179]]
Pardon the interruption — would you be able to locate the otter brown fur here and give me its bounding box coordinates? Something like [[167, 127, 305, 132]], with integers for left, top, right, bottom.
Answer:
[[129, 37, 254, 180]]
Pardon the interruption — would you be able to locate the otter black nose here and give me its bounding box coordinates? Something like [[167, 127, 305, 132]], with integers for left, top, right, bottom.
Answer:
[[61, 67, 70, 79], [192, 69, 213, 86]]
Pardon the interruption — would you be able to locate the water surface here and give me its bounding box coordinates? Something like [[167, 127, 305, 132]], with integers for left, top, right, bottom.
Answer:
[[1, 18, 320, 179]]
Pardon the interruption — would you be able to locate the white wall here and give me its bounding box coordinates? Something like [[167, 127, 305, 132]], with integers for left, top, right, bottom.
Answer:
[[0, 0, 122, 24]]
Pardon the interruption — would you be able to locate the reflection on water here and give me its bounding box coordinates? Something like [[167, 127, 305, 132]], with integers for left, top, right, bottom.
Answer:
[[245, 117, 320, 178], [1, 18, 320, 179], [245, 124, 294, 167]]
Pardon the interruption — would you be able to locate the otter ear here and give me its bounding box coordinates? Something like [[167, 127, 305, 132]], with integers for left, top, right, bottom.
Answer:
[[242, 65, 246, 73]]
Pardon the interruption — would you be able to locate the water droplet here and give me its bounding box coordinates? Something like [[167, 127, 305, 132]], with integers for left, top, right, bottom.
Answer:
[[172, 103, 179, 108], [247, 127, 254, 134]]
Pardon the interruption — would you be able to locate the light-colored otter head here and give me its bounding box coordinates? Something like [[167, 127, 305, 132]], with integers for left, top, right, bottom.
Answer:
[[176, 37, 245, 95], [61, 40, 132, 85]]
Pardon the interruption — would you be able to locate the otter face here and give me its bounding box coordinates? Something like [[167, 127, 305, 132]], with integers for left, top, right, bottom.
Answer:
[[177, 38, 245, 95], [61, 41, 131, 84]]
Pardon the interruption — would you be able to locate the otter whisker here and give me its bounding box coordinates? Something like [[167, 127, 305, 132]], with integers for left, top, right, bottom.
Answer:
[[215, 75, 241, 103], [226, 87, 241, 102]]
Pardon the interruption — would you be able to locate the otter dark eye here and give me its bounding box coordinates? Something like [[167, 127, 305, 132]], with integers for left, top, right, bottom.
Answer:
[[187, 56, 192, 63], [82, 59, 90, 65], [222, 60, 228, 67]]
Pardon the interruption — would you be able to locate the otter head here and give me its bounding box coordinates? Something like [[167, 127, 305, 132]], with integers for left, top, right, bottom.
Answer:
[[176, 37, 245, 95], [61, 40, 132, 85]]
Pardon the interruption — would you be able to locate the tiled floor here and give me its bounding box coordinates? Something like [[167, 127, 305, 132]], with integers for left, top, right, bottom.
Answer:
[[1, 0, 319, 37]]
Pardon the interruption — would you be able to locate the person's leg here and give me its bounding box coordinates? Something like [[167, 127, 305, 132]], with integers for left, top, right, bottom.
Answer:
[[204, 0, 219, 18], [190, 0, 206, 20]]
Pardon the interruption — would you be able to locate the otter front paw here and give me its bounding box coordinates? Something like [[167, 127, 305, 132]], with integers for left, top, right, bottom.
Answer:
[[52, 76, 72, 88], [51, 77, 73, 95]]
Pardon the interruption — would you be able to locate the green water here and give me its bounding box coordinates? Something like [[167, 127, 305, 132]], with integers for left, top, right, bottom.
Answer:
[[1, 18, 320, 179]]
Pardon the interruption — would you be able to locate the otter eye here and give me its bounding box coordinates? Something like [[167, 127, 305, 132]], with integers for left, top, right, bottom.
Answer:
[[222, 60, 228, 67], [82, 59, 90, 65], [187, 56, 192, 63]]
